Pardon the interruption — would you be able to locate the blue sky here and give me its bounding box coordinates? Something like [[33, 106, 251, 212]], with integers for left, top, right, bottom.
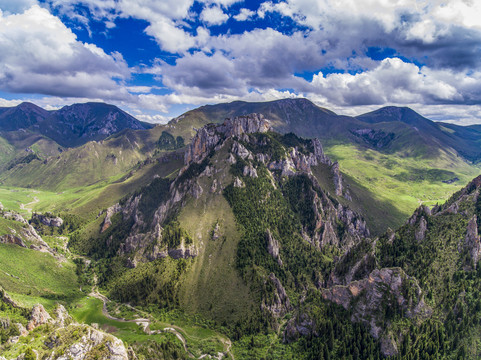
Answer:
[[1, 0, 481, 124]]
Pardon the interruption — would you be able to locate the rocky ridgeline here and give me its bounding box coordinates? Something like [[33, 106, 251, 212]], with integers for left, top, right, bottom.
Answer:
[[103, 113, 365, 266], [410, 176, 481, 268], [185, 113, 348, 198]]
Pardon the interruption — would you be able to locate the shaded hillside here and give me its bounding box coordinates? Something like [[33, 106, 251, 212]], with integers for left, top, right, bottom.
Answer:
[[0, 102, 48, 131], [171, 98, 363, 141], [0, 102, 153, 148], [358, 106, 481, 162]]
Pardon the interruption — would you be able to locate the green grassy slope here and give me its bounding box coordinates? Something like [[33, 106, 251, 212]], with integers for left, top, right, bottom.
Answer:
[[0, 123, 186, 192], [178, 193, 257, 324], [325, 143, 480, 229], [0, 244, 81, 309]]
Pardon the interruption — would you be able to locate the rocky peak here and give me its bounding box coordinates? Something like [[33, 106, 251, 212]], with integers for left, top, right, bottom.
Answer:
[[219, 113, 271, 137], [184, 113, 271, 165]]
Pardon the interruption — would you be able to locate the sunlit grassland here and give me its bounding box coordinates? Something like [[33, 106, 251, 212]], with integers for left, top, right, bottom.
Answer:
[[325, 143, 480, 220]]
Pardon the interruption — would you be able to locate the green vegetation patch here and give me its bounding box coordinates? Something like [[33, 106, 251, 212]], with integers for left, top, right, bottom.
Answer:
[[0, 244, 81, 309]]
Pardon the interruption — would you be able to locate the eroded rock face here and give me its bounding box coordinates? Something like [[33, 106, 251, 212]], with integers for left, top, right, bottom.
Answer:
[[462, 215, 481, 268], [322, 267, 431, 357], [184, 124, 222, 164], [27, 304, 51, 331], [266, 229, 283, 266], [415, 216, 428, 242], [262, 273, 291, 320], [101, 203, 122, 233], [331, 162, 343, 196], [220, 113, 271, 137], [0, 234, 26, 247], [185, 113, 271, 165]]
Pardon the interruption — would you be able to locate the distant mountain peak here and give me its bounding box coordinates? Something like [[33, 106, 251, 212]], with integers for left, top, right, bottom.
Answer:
[[0, 101, 151, 147]]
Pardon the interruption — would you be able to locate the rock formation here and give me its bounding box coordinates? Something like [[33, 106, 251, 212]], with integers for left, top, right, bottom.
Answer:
[[27, 304, 51, 331], [322, 267, 431, 356], [462, 215, 481, 268], [31, 213, 64, 227], [266, 229, 283, 266]]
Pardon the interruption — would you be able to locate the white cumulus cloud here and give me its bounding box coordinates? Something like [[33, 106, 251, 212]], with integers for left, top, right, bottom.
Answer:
[[200, 5, 229, 25], [0, 5, 130, 99]]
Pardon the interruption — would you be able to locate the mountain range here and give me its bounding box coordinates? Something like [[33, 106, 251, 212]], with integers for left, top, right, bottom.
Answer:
[[0, 98, 479, 232], [0, 99, 481, 359]]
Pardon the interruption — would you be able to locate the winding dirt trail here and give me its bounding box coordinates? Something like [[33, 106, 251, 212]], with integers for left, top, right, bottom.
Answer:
[[88, 288, 234, 359], [19, 194, 39, 214]]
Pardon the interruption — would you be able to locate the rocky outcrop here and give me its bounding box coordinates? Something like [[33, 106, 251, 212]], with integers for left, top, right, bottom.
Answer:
[[212, 221, 222, 241], [283, 312, 318, 343], [0, 299, 129, 360], [168, 242, 197, 259], [219, 113, 271, 137], [101, 203, 122, 233], [415, 216, 428, 242], [461, 215, 481, 268], [0, 234, 26, 247], [61, 327, 128, 360], [190, 181, 203, 199], [408, 205, 431, 225], [265, 138, 350, 199], [243, 163, 258, 178], [27, 304, 51, 331], [322, 267, 431, 356], [184, 123, 223, 164], [53, 305, 71, 328], [231, 141, 253, 160], [31, 213, 63, 227], [262, 273, 291, 320], [1, 211, 27, 224], [266, 229, 283, 266], [331, 162, 343, 196], [233, 177, 245, 188]]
